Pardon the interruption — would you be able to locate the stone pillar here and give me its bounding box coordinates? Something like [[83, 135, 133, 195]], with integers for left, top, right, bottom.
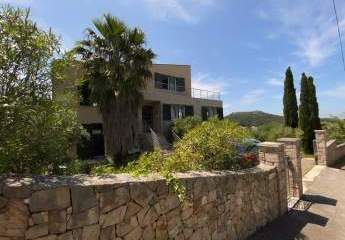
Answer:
[[277, 138, 303, 199], [315, 130, 328, 165], [258, 142, 288, 216]]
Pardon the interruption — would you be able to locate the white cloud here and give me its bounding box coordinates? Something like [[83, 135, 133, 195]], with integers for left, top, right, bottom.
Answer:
[[322, 84, 345, 99], [192, 72, 230, 92], [240, 89, 265, 105], [141, 0, 218, 23], [266, 78, 283, 86], [259, 0, 345, 67]]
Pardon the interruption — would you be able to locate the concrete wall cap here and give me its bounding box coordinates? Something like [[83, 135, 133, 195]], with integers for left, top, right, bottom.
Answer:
[[277, 138, 300, 143], [257, 142, 284, 148]]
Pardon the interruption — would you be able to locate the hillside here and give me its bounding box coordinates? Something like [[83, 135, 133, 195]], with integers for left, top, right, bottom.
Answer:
[[226, 111, 283, 126]]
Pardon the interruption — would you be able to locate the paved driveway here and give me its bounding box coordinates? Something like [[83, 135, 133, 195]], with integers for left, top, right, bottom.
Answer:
[[249, 166, 345, 240]]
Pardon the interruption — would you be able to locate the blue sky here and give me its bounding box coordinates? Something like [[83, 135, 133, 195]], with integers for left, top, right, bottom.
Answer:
[[2, 0, 345, 117]]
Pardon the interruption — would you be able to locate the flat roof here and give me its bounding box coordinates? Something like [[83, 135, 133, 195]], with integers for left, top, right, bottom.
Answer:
[[152, 63, 191, 67]]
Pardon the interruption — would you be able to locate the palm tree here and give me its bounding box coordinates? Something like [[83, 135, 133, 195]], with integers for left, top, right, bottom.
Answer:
[[76, 14, 155, 165]]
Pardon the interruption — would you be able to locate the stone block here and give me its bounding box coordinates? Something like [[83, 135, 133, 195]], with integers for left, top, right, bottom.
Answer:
[[100, 187, 130, 213], [0, 200, 28, 237], [116, 216, 139, 237], [2, 178, 32, 199], [67, 207, 99, 229], [137, 206, 158, 227], [142, 226, 155, 240], [32, 212, 49, 225], [82, 224, 100, 240], [100, 205, 126, 228], [35, 235, 57, 240], [0, 197, 8, 209], [57, 231, 73, 240], [124, 201, 142, 220], [29, 188, 70, 212], [123, 225, 142, 240], [129, 183, 154, 207], [49, 210, 67, 234], [156, 194, 180, 214], [25, 224, 49, 239], [100, 226, 116, 240], [71, 186, 97, 213]]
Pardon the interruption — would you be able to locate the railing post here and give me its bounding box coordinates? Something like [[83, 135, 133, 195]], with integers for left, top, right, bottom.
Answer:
[[277, 138, 303, 199], [315, 130, 328, 165], [258, 142, 288, 216]]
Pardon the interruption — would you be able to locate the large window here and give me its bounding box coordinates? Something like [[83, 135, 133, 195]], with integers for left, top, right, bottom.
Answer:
[[201, 106, 223, 120], [155, 73, 185, 92], [162, 104, 194, 121]]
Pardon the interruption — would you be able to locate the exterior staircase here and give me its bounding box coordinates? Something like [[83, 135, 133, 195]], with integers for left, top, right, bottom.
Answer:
[[139, 128, 172, 151]]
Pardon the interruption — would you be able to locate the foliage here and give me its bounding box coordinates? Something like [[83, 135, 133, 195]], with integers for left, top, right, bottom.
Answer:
[[0, 5, 59, 100], [76, 14, 155, 164], [173, 118, 251, 170], [92, 119, 254, 201], [0, 6, 83, 174], [283, 66, 299, 128], [323, 118, 345, 143], [226, 111, 283, 126], [172, 116, 202, 139], [253, 122, 301, 142], [299, 73, 321, 153], [307, 76, 321, 131], [0, 95, 83, 174]]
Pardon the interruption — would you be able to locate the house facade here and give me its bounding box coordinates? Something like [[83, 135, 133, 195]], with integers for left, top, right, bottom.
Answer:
[[60, 64, 223, 158]]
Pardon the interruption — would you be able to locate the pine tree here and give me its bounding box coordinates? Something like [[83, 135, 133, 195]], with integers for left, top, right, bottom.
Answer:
[[307, 76, 322, 131], [299, 73, 314, 153], [283, 67, 299, 128]]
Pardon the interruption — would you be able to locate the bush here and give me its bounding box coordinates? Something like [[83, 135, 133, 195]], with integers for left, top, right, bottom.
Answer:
[[173, 118, 251, 170], [92, 119, 255, 200], [323, 118, 345, 143], [172, 116, 202, 139], [0, 95, 83, 174], [253, 122, 301, 142]]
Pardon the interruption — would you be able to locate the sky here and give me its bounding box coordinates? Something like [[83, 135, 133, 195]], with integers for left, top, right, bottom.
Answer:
[[2, 0, 345, 117]]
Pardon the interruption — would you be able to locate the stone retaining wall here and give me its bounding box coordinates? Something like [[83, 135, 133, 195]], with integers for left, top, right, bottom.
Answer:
[[0, 164, 282, 240], [315, 130, 345, 166]]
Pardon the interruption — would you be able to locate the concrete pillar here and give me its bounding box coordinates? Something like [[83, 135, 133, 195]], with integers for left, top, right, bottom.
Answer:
[[315, 130, 328, 165], [258, 142, 288, 216], [277, 138, 303, 199]]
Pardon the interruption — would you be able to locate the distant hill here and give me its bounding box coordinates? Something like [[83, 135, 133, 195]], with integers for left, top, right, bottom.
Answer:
[[226, 111, 283, 126]]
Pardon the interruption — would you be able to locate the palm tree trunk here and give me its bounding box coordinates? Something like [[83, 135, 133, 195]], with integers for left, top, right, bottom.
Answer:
[[101, 96, 140, 165]]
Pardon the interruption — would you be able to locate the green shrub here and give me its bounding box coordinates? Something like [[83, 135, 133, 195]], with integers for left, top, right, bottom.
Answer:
[[173, 118, 251, 170], [172, 116, 202, 139], [253, 122, 301, 142], [0, 96, 83, 174], [92, 119, 253, 201], [323, 118, 345, 143]]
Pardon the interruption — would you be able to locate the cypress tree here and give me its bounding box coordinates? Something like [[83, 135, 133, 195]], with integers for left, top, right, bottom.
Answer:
[[307, 76, 322, 131], [299, 73, 314, 153], [283, 67, 299, 128]]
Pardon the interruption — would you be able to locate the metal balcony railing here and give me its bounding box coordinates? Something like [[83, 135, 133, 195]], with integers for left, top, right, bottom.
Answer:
[[191, 88, 221, 100]]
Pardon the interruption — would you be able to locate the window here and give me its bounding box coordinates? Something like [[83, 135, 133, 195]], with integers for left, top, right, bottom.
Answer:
[[172, 105, 185, 119], [154, 73, 185, 92], [201, 106, 222, 120], [176, 77, 185, 92], [155, 73, 169, 90]]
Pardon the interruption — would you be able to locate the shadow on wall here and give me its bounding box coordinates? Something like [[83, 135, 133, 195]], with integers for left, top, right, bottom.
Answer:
[[248, 194, 337, 240]]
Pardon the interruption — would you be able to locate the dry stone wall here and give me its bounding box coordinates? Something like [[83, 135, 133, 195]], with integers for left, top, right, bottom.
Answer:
[[0, 165, 281, 240], [315, 130, 345, 166]]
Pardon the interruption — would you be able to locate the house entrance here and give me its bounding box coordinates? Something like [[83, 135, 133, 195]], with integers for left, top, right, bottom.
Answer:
[[77, 123, 105, 160], [142, 105, 154, 133]]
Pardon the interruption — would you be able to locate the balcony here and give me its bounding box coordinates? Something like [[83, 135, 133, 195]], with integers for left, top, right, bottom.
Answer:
[[192, 88, 221, 101]]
